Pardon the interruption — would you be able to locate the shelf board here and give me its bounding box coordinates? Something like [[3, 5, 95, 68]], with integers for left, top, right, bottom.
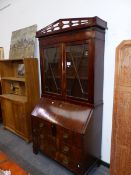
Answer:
[[66, 76, 88, 80], [0, 58, 23, 62], [1, 77, 25, 82], [0, 94, 27, 103], [46, 76, 88, 80]]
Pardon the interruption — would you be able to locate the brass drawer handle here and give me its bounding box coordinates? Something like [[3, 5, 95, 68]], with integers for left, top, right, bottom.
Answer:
[[63, 133, 68, 139], [62, 158, 68, 165], [40, 134, 44, 139], [39, 123, 44, 128], [63, 146, 69, 152]]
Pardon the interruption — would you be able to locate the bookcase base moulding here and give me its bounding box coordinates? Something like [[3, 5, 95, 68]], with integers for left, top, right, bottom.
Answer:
[[32, 17, 107, 174], [0, 58, 40, 142]]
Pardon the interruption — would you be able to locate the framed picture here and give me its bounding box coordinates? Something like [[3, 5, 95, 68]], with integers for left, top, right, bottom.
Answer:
[[9, 24, 37, 60], [17, 64, 25, 77]]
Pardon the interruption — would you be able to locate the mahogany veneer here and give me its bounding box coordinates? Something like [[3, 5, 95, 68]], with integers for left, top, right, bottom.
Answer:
[[32, 98, 103, 174], [32, 17, 107, 175]]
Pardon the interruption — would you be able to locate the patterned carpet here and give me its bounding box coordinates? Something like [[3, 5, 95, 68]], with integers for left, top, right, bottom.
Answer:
[[0, 124, 109, 175], [0, 151, 28, 175]]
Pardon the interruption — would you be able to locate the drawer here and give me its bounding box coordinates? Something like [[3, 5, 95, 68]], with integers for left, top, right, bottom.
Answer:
[[38, 118, 57, 136], [58, 127, 72, 144], [41, 143, 57, 158], [56, 152, 83, 174], [32, 117, 83, 148], [57, 126, 83, 148], [58, 142, 82, 161], [39, 134, 58, 146], [39, 136, 58, 158]]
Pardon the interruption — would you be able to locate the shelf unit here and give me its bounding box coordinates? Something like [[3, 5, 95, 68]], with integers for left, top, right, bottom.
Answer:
[[0, 58, 40, 141], [1, 77, 25, 82]]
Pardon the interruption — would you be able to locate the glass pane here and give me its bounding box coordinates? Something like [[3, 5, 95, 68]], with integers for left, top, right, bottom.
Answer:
[[66, 43, 88, 100], [44, 47, 61, 94]]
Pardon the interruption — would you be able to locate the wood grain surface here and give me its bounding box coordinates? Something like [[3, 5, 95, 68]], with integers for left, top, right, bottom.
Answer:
[[110, 40, 131, 175]]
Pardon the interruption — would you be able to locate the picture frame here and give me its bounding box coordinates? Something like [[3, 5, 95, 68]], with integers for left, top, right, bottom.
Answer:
[[9, 24, 37, 60]]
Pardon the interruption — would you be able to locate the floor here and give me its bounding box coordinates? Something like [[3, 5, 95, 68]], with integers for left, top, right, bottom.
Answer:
[[0, 124, 109, 175]]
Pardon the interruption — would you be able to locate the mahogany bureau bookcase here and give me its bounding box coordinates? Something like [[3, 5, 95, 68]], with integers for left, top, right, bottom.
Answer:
[[31, 17, 107, 175]]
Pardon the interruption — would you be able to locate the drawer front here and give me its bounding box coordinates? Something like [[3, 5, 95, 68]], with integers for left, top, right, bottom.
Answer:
[[39, 135, 58, 148], [32, 117, 85, 175], [41, 143, 57, 158], [56, 152, 83, 174], [59, 142, 82, 161], [39, 135, 58, 158], [57, 126, 83, 148], [32, 117, 83, 148], [37, 118, 57, 137], [58, 128, 72, 144]]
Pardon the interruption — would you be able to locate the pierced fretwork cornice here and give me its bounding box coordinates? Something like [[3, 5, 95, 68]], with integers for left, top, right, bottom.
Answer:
[[36, 16, 107, 38]]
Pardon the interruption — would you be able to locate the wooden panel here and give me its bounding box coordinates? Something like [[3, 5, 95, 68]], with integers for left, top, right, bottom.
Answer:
[[2, 77, 25, 82], [1, 99, 15, 130], [1, 98, 29, 141], [110, 40, 131, 175], [0, 94, 27, 103], [13, 103, 28, 137]]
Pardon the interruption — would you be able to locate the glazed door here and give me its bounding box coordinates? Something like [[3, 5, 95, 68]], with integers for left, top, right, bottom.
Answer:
[[42, 45, 62, 95], [65, 42, 88, 101]]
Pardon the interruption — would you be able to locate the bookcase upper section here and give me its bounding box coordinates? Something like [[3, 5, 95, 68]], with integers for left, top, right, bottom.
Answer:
[[36, 17, 107, 105]]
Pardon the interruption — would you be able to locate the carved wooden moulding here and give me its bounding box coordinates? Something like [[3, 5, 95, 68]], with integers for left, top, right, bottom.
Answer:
[[110, 40, 131, 175], [36, 16, 107, 37]]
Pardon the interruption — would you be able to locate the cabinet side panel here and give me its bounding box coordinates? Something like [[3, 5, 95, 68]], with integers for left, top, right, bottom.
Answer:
[[24, 58, 40, 107], [94, 35, 105, 105], [84, 104, 103, 159]]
